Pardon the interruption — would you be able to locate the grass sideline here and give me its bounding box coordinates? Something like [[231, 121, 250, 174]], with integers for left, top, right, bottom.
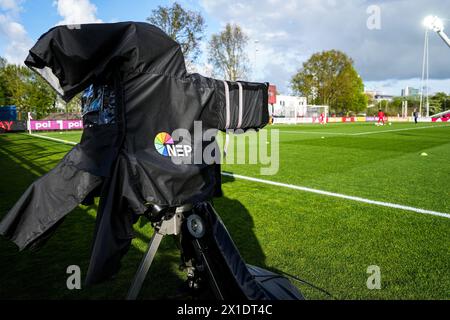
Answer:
[[0, 122, 449, 299]]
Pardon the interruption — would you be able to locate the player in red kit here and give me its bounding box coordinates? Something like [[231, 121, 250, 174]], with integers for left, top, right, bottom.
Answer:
[[377, 109, 385, 126], [319, 112, 325, 125]]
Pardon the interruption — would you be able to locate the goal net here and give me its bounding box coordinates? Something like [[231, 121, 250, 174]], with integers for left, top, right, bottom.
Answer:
[[305, 105, 329, 124], [304, 105, 329, 118]]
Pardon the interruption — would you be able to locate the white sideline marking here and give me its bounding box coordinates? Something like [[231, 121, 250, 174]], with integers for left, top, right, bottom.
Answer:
[[350, 124, 450, 136], [28, 133, 77, 146], [277, 124, 450, 136], [279, 130, 347, 135], [222, 172, 450, 220], [25, 134, 449, 219]]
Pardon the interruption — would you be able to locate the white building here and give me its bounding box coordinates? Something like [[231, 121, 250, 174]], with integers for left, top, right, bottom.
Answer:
[[365, 90, 394, 102], [271, 95, 307, 117]]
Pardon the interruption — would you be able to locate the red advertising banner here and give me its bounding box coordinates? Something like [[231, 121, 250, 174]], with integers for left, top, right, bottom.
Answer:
[[268, 85, 277, 105], [432, 117, 449, 122], [0, 120, 27, 132]]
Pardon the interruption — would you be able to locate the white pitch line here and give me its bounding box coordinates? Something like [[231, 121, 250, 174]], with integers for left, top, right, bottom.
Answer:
[[28, 133, 77, 146], [350, 124, 450, 136], [222, 172, 450, 220], [278, 125, 450, 136], [279, 130, 348, 135], [24, 133, 449, 219]]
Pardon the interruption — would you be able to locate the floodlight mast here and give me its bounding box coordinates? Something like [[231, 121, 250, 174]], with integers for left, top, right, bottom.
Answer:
[[423, 15, 450, 48], [437, 29, 450, 48], [420, 16, 450, 117]]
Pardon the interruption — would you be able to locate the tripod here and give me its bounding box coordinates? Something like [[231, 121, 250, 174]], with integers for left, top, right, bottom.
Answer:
[[126, 205, 189, 300], [126, 202, 245, 300], [126, 202, 304, 300]]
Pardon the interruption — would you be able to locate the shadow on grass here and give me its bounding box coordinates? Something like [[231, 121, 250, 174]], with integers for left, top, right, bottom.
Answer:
[[288, 133, 448, 154], [0, 134, 185, 299], [214, 174, 267, 269], [0, 134, 271, 300], [216, 174, 322, 298]]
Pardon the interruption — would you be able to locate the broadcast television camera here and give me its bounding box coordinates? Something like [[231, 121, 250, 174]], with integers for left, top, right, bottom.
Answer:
[[0, 22, 302, 300]]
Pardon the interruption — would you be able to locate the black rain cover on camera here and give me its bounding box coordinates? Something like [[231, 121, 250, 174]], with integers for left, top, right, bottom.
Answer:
[[0, 22, 269, 285]]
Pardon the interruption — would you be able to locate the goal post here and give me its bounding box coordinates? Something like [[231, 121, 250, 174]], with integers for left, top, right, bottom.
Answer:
[[271, 102, 330, 124], [305, 105, 329, 123], [27, 112, 32, 134]]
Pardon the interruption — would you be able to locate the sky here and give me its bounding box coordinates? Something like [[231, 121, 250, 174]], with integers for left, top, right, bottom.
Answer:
[[0, 0, 449, 96]]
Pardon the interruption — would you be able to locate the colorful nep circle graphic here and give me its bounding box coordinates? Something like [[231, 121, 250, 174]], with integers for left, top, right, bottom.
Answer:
[[154, 132, 174, 156]]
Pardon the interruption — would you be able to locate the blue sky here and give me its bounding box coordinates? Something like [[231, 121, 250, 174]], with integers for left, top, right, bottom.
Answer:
[[1, 0, 449, 96], [3, 0, 219, 41]]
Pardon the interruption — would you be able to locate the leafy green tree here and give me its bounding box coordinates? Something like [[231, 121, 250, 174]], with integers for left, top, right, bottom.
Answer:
[[65, 93, 81, 115], [147, 2, 205, 65], [208, 23, 249, 81], [373, 96, 419, 117], [333, 64, 367, 114], [1, 64, 30, 111], [429, 92, 450, 115], [24, 73, 57, 119], [0, 58, 9, 106], [386, 97, 403, 116], [291, 50, 367, 114], [1, 62, 57, 118], [0, 81, 6, 106]]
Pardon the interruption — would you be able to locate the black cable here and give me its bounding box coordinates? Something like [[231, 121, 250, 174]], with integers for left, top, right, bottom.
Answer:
[[276, 271, 333, 298]]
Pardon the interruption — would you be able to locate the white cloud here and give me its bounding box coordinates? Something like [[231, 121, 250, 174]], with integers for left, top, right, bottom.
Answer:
[[365, 78, 450, 96], [0, 15, 25, 38], [200, 0, 450, 94], [0, 0, 22, 12], [54, 0, 102, 25], [0, 0, 102, 65], [0, 0, 32, 65]]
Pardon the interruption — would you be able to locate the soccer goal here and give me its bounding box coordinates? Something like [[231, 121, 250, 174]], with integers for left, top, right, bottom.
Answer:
[[305, 105, 329, 124]]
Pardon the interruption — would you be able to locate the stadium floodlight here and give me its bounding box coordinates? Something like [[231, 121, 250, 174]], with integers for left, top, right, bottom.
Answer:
[[423, 15, 444, 32], [420, 15, 450, 116], [423, 15, 450, 48]]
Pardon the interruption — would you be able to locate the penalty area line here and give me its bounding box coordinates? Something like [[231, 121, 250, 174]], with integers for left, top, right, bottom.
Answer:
[[222, 172, 450, 220]]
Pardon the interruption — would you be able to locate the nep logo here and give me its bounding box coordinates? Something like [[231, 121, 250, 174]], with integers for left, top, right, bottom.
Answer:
[[154, 132, 192, 157]]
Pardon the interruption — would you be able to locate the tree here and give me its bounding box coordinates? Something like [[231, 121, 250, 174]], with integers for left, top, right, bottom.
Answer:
[[429, 92, 450, 115], [147, 2, 205, 65], [1, 64, 30, 111], [291, 50, 367, 114], [24, 73, 57, 119], [0, 79, 6, 106], [65, 93, 81, 115], [333, 64, 367, 113], [208, 23, 249, 81], [0, 57, 6, 69], [0, 57, 9, 105], [0, 62, 57, 118]]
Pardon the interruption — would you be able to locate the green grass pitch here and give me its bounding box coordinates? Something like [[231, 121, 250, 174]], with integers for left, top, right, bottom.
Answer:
[[0, 122, 449, 299]]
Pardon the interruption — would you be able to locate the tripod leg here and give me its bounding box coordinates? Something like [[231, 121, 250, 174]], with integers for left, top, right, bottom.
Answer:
[[192, 239, 224, 300], [126, 231, 164, 300]]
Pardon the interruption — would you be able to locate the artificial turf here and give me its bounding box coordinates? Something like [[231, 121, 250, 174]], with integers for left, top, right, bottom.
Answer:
[[0, 122, 449, 299]]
